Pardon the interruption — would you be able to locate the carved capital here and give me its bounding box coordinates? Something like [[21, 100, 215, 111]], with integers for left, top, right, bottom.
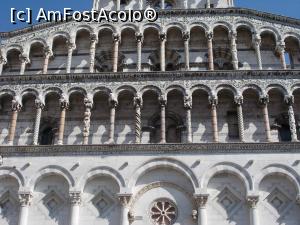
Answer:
[[234, 95, 243, 105], [259, 95, 269, 105], [159, 32, 167, 41], [184, 95, 192, 109], [194, 194, 209, 208], [90, 33, 98, 43], [12, 99, 22, 112], [252, 33, 261, 46], [109, 93, 118, 108], [246, 195, 259, 208], [19, 54, 30, 64], [229, 31, 237, 40], [84, 97, 93, 109], [0, 55, 7, 65], [133, 96, 142, 109], [60, 97, 69, 110], [113, 33, 121, 43], [67, 41, 76, 51], [69, 192, 81, 205], [159, 95, 167, 107], [276, 41, 285, 53], [44, 46, 53, 58], [284, 95, 294, 106], [135, 32, 144, 43], [206, 31, 213, 40], [35, 99, 45, 109], [208, 95, 218, 106], [182, 31, 190, 41], [18, 192, 33, 207], [118, 194, 132, 207]]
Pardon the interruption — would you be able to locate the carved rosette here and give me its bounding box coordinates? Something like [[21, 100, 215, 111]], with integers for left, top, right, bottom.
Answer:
[[69, 192, 81, 205], [246, 196, 259, 208], [19, 192, 33, 207], [194, 194, 209, 209], [150, 199, 177, 225]]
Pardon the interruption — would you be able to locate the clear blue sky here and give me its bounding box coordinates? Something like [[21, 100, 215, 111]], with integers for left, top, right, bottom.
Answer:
[[0, 0, 299, 32]]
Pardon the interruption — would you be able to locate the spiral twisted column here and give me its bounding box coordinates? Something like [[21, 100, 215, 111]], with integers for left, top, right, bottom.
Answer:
[[19, 55, 30, 75], [134, 96, 142, 144], [18, 192, 33, 225], [206, 32, 214, 71], [8, 99, 22, 145], [253, 34, 263, 70], [57, 97, 69, 145], [247, 196, 260, 225], [159, 95, 167, 143], [194, 194, 209, 225], [42, 46, 53, 74], [259, 95, 272, 142], [89, 34, 98, 73], [285, 95, 298, 142], [66, 42, 76, 74], [230, 31, 239, 70], [33, 99, 45, 145], [209, 95, 218, 142], [113, 33, 120, 72], [108, 94, 118, 144], [235, 96, 245, 142], [136, 33, 143, 72], [184, 95, 192, 143], [183, 31, 190, 70], [83, 98, 93, 145], [0, 55, 7, 75], [69, 192, 81, 225], [160, 32, 166, 72], [276, 41, 287, 69]]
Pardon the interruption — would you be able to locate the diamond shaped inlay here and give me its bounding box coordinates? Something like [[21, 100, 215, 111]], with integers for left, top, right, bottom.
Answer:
[[92, 190, 115, 217], [42, 190, 64, 215], [267, 188, 291, 214], [217, 187, 241, 216], [0, 191, 17, 217]]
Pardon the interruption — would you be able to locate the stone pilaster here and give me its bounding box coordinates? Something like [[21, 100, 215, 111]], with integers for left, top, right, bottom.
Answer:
[[206, 32, 214, 71], [134, 96, 142, 144], [183, 31, 190, 70], [184, 94, 192, 143], [57, 97, 69, 145], [118, 194, 132, 225], [276, 41, 287, 70], [230, 31, 239, 70], [194, 194, 209, 225], [253, 34, 262, 70], [159, 32, 166, 72], [108, 94, 118, 144], [83, 98, 93, 145], [33, 99, 45, 145], [18, 192, 33, 225], [113, 33, 120, 72], [259, 95, 271, 142], [136, 33, 143, 72], [209, 95, 218, 142], [69, 192, 81, 225], [285, 95, 298, 142], [89, 34, 98, 73], [19, 55, 30, 75], [235, 96, 245, 142], [159, 95, 167, 143], [247, 196, 259, 225], [43, 46, 53, 74], [8, 99, 22, 145]]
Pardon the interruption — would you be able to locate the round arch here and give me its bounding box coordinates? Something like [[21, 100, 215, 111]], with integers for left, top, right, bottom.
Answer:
[[0, 167, 25, 188]]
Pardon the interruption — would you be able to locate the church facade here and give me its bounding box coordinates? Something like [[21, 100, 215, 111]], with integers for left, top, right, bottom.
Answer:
[[0, 0, 300, 225]]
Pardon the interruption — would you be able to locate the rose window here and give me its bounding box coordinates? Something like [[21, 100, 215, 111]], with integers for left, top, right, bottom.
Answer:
[[150, 200, 177, 225]]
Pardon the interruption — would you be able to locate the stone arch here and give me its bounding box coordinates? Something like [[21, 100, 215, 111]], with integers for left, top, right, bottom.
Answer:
[[92, 86, 112, 98], [115, 85, 137, 97], [142, 23, 162, 33], [50, 31, 71, 46], [20, 88, 39, 99], [259, 26, 280, 41], [190, 84, 212, 96], [266, 84, 289, 96], [77, 166, 126, 191], [165, 22, 185, 33], [291, 83, 300, 94], [0, 167, 25, 188], [120, 23, 139, 33], [165, 85, 187, 96], [5, 44, 23, 55], [140, 85, 162, 96], [76, 25, 94, 35], [201, 162, 253, 193], [189, 22, 209, 33], [97, 24, 117, 33], [283, 32, 300, 45], [254, 164, 300, 194], [235, 20, 256, 33], [212, 21, 233, 32], [67, 87, 87, 99], [28, 165, 75, 191], [241, 84, 263, 96], [42, 87, 63, 99], [215, 84, 238, 96], [0, 89, 16, 98], [28, 38, 47, 50], [128, 157, 199, 190]]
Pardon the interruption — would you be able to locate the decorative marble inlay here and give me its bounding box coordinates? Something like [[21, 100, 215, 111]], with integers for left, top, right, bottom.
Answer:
[[92, 190, 115, 217], [150, 199, 177, 225]]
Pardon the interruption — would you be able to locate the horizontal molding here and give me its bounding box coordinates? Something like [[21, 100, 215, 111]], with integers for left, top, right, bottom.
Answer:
[[0, 142, 300, 157]]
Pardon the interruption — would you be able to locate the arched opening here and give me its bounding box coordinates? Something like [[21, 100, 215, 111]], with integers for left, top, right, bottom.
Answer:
[[293, 88, 300, 140], [260, 31, 279, 70], [0, 94, 13, 145], [166, 27, 184, 71], [28, 42, 44, 74], [120, 28, 136, 72], [190, 26, 207, 71], [96, 28, 114, 72], [143, 27, 160, 71], [73, 29, 91, 73], [49, 35, 68, 73], [2, 49, 22, 75], [284, 36, 300, 69]]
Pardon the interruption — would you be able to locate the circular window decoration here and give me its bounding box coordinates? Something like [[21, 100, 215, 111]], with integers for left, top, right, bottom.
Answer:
[[150, 199, 177, 225]]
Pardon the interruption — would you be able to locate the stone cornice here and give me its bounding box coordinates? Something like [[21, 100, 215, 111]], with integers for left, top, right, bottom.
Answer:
[[0, 143, 300, 157], [1, 7, 299, 38], [0, 70, 299, 85]]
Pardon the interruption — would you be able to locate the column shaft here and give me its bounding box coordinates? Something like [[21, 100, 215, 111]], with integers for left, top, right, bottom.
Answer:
[[19, 56, 29, 75], [89, 38, 97, 73], [260, 97, 271, 142], [288, 104, 298, 142], [206, 0, 211, 8], [247, 196, 259, 225], [66, 43, 75, 74], [211, 104, 218, 142], [278, 45, 287, 69], [183, 32, 190, 70], [253, 35, 262, 70], [113, 35, 120, 72], [18, 193, 32, 225], [118, 194, 132, 225], [207, 33, 214, 71], [161, 0, 165, 9], [230, 32, 239, 70], [69, 192, 81, 225], [57, 100, 68, 145], [8, 101, 21, 145], [186, 108, 192, 143], [83, 98, 93, 145], [33, 101, 44, 145], [116, 0, 121, 10], [43, 55, 50, 74], [160, 98, 166, 143], [108, 97, 117, 144], [136, 33, 143, 72], [198, 207, 207, 225], [134, 97, 142, 144], [0, 63, 3, 75], [160, 33, 166, 72], [235, 97, 245, 142]]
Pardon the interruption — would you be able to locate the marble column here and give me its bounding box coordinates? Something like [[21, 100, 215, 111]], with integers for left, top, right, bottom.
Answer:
[[83, 98, 93, 145], [18, 192, 32, 225], [230, 31, 239, 70], [209, 95, 218, 142], [206, 0, 211, 8], [43, 47, 53, 74], [247, 196, 259, 225], [184, 95, 192, 143], [159, 32, 166, 72], [8, 99, 22, 146], [19, 55, 30, 75], [183, 31, 190, 70], [89, 34, 98, 73], [134, 96, 142, 144], [66, 42, 75, 74], [194, 194, 209, 225], [108, 95, 118, 144], [159, 96, 167, 143], [235, 96, 245, 142], [116, 0, 121, 10], [206, 32, 214, 71], [253, 34, 262, 70], [69, 192, 81, 225], [259, 95, 271, 142], [33, 99, 45, 145], [57, 98, 69, 145], [0, 56, 7, 75], [113, 33, 120, 73], [161, 0, 165, 9], [285, 95, 298, 142], [276, 41, 287, 69], [136, 33, 143, 72], [118, 194, 132, 225]]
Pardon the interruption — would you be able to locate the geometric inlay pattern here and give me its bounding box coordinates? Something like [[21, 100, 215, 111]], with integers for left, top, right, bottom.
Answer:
[[42, 190, 64, 217], [267, 188, 291, 214], [150, 199, 177, 225], [216, 187, 242, 217], [0, 191, 17, 218], [92, 190, 115, 217]]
